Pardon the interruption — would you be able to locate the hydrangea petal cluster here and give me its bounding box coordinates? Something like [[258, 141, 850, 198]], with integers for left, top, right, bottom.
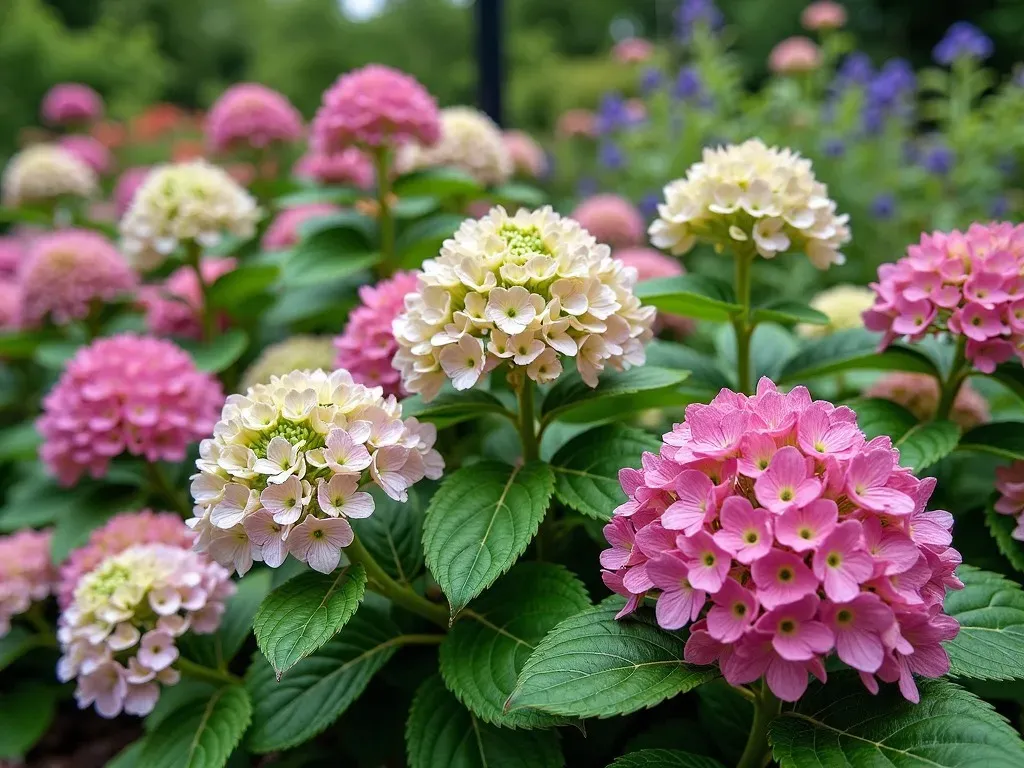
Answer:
[[0, 529, 55, 637], [58, 135, 112, 176], [113, 167, 151, 217], [650, 139, 850, 268], [58, 543, 233, 718], [933, 22, 993, 65], [140, 257, 235, 340], [863, 223, 1024, 373], [769, 37, 823, 74], [503, 131, 547, 179], [119, 161, 260, 270], [397, 107, 512, 187], [0, 235, 24, 277], [42, 83, 103, 126], [612, 38, 655, 63], [262, 203, 341, 251], [38, 334, 224, 486], [393, 206, 656, 400], [866, 373, 989, 431], [0, 280, 21, 331], [19, 230, 137, 328], [555, 109, 596, 139], [2, 144, 98, 207], [335, 271, 419, 398], [801, 1, 847, 31], [613, 247, 693, 337], [294, 148, 373, 188], [601, 378, 962, 703], [311, 64, 441, 152], [797, 284, 875, 338], [58, 511, 194, 609], [241, 336, 337, 391], [571, 195, 645, 249], [188, 369, 443, 576], [206, 83, 304, 154], [995, 462, 1024, 541]]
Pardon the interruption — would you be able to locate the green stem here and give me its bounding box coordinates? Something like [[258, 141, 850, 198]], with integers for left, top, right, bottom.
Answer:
[[936, 335, 969, 422], [25, 603, 56, 647], [145, 461, 193, 518], [345, 534, 450, 628], [737, 684, 782, 768], [731, 252, 755, 395], [394, 633, 445, 647], [373, 148, 395, 277], [516, 378, 540, 463], [186, 242, 216, 343], [176, 657, 243, 687]]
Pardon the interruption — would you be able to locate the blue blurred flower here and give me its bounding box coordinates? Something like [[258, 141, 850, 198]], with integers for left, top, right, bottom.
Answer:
[[870, 192, 895, 220], [933, 22, 993, 66], [991, 195, 1010, 218], [921, 143, 954, 175], [674, 0, 723, 43], [595, 92, 632, 135], [639, 192, 661, 219], [674, 66, 703, 101], [577, 176, 599, 197], [599, 141, 625, 170], [834, 52, 874, 90], [822, 137, 846, 158], [860, 59, 915, 134], [640, 68, 663, 94]]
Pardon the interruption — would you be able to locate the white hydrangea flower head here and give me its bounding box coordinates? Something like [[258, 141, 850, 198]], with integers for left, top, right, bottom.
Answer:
[[119, 160, 261, 270], [241, 335, 336, 391], [392, 206, 656, 400], [2, 144, 97, 207], [57, 543, 233, 719], [797, 284, 875, 338], [189, 368, 443, 576], [649, 138, 850, 268], [397, 106, 513, 186]]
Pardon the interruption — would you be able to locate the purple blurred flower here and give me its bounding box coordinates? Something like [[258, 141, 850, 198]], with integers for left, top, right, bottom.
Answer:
[[674, 67, 703, 101], [675, 0, 724, 42], [861, 59, 915, 133], [599, 141, 626, 170], [870, 192, 895, 220], [822, 138, 846, 158], [991, 196, 1010, 218], [639, 192, 661, 219], [933, 22, 993, 66], [922, 143, 954, 175], [641, 68, 663, 94], [595, 93, 634, 135], [577, 176, 599, 197]]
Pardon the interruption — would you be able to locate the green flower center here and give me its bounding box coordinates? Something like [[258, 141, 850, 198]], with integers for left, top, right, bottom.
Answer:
[[499, 224, 551, 261], [249, 420, 325, 459], [87, 562, 136, 600]]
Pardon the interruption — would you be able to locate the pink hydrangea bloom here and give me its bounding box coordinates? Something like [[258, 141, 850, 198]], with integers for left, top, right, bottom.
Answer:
[[262, 203, 341, 251], [0, 280, 21, 331], [866, 373, 989, 430], [864, 223, 1024, 373], [556, 109, 597, 139], [19, 230, 137, 328], [613, 37, 655, 63], [37, 334, 224, 486], [58, 135, 112, 176], [206, 83, 304, 154], [294, 148, 374, 188], [311, 64, 441, 152], [0, 235, 23, 277], [614, 247, 693, 337], [58, 510, 194, 609], [571, 194, 645, 249], [140, 257, 236, 339], [801, 1, 847, 31], [335, 270, 419, 398], [600, 378, 962, 703], [41, 83, 103, 126], [503, 131, 547, 179], [769, 36, 823, 74], [113, 167, 151, 217], [58, 543, 233, 718], [0, 529, 55, 637], [995, 462, 1024, 541]]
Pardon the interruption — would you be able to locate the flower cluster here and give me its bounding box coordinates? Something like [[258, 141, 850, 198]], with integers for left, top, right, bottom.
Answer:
[[797, 284, 875, 338], [503, 131, 547, 179], [2, 144, 98, 207], [241, 336, 336, 390], [119, 161, 260, 270], [769, 37, 823, 74], [933, 22, 993, 66], [0, 235, 23, 277], [601, 378, 962, 703], [801, 1, 846, 31], [556, 109, 596, 139], [113, 167, 151, 217], [398, 107, 512, 187], [0, 529, 55, 637], [866, 373, 989, 430], [38, 334, 223, 486], [649, 139, 850, 268], [675, 0, 723, 42], [0, 281, 21, 331], [995, 462, 1024, 541], [262, 203, 341, 251], [188, 369, 443, 576], [335, 271, 418, 398], [140, 257, 235, 339], [58, 511, 194, 609], [294, 148, 373, 188], [863, 223, 1024, 373], [571, 194, 645, 249], [205, 83, 304, 154], [19, 230, 137, 328], [57, 543, 233, 718], [311, 64, 441, 152], [58, 135, 112, 176], [612, 38, 655, 64], [614, 247, 693, 337], [42, 83, 103, 126], [392, 206, 655, 399]]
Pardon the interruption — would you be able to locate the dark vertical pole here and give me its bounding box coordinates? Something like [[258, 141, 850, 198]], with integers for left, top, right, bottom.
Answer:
[[477, 0, 504, 126]]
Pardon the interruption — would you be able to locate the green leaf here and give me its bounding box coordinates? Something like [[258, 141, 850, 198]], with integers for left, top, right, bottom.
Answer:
[[274, 187, 362, 208], [847, 398, 919, 442], [985, 499, 1024, 574], [507, 598, 717, 718], [284, 248, 381, 288], [959, 422, 1024, 461], [401, 389, 512, 426], [751, 301, 828, 326], [296, 209, 375, 241], [182, 570, 273, 668], [634, 275, 741, 322], [491, 182, 546, 208], [407, 675, 562, 768], [768, 674, 1024, 767], [0, 422, 41, 462], [778, 328, 939, 384], [550, 424, 660, 521], [179, 329, 249, 373], [0, 330, 60, 359], [282, 215, 378, 287], [106, 740, 145, 768], [393, 195, 441, 219], [896, 420, 960, 473], [50, 485, 142, 561], [246, 603, 401, 753], [141, 685, 252, 768], [34, 340, 83, 369], [697, 680, 753, 767], [439, 563, 591, 728], [252, 565, 366, 679], [207, 264, 279, 309], [0, 684, 57, 759], [423, 461, 554, 616], [541, 366, 691, 427], [350, 486, 425, 583], [644, 340, 731, 391], [714, 323, 797, 383], [396, 213, 465, 269], [945, 566, 1024, 681], [985, 364, 1024, 405], [0, 627, 42, 672], [394, 167, 483, 200], [608, 750, 725, 768]]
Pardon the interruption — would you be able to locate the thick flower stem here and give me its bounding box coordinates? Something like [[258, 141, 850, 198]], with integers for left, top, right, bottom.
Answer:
[[732, 252, 756, 395], [185, 242, 216, 343], [516, 378, 540, 464], [176, 657, 243, 687], [936, 335, 969, 422], [345, 534, 450, 628], [373, 148, 396, 277], [737, 684, 782, 768]]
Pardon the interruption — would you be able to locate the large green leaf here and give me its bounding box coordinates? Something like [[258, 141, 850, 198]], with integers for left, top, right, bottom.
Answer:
[[181, 570, 272, 668], [959, 422, 1024, 461], [0, 684, 57, 759], [179, 329, 249, 373], [491, 182, 546, 208], [634, 275, 741, 322], [697, 680, 753, 766], [550, 424, 660, 521], [714, 322, 797, 383], [541, 367, 691, 427], [946, 566, 1024, 681], [423, 461, 554, 616], [396, 213, 465, 268], [768, 674, 1024, 767], [207, 264, 279, 308], [644, 340, 731, 391], [896, 420, 960, 473], [608, 751, 725, 768], [50, 485, 143, 561], [252, 565, 367, 679], [985, 499, 1024, 574], [751, 301, 828, 326], [778, 328, 939, 384], [440, 563, 591, 728], [274, 187, 363, 208], [0, 422, 41, 462], [351, 486, 426, 583], [507, 598, 717, 719], [246, 604, 402, 753], [984, 364, 1024, 405], [847, 398, 919, 442], [282, 216, 379, 287], [0, 627, 43, 672], [0, 330, 61, 359], [140, 685, 251, 768], [394, 167, 483, 199], [406, 675, 562, 768], [401, 389, 513, 426]]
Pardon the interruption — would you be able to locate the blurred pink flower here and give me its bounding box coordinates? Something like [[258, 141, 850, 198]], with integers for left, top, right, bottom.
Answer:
[[58, 135, 112, 176], [0, 529, 54, 637], [801, 1, 847, 31], [865, 373, 989, 430], [140, 257, 236, 340], [113, 167, 152, 217], [262, 203, 342, 251], [572, 194, 645, 248], [0, 236, 24, 277], [0, 280, 21, 331], [613, 37, 655, 63], [294, 148, 374, 188], [205, 83, 304, 154], [556, 109, 597, 139], [769, 36, 823, 74], [503, 131, 547, 179], [996, 462, 1024, 541], [41, 83, 103, 126]]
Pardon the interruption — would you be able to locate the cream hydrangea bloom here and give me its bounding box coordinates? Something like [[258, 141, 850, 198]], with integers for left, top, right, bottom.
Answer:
[[189, 369, 442, 576], [797, 284, 874, 337], [649, 139, 850, 268], [2, 144, 97, 207], [397, 106, 513, 186], [392, 206, 656, 400], [241, 336, 336, 390], [119, 160, 260, 269]]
